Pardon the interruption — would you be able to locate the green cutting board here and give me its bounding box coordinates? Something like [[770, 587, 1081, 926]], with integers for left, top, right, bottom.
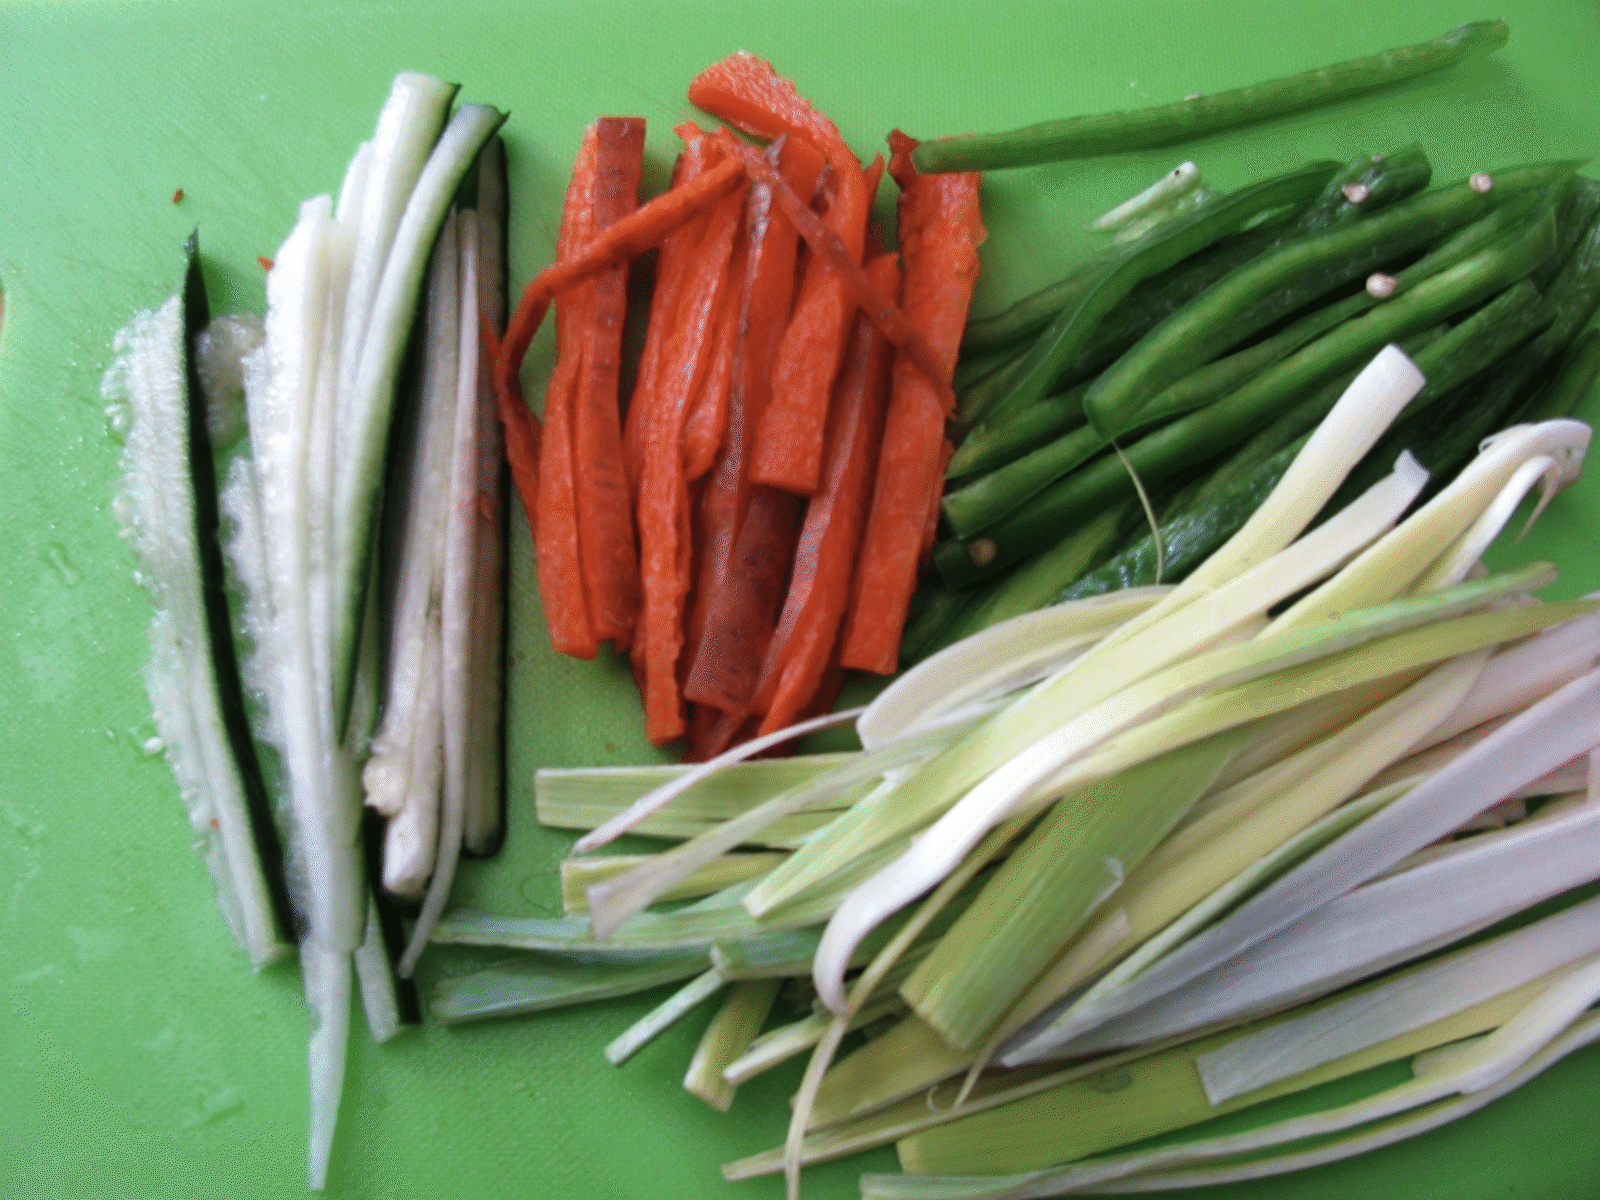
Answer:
[[4, 1, 1599, 1197]]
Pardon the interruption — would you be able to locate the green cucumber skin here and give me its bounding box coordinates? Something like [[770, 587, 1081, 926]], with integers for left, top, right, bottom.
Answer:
[[181, 232, 298, 943]]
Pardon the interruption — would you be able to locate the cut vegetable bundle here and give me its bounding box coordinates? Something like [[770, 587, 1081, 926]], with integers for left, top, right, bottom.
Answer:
[[494, 54, 985, 752], [438, 338, 1600, 1199]]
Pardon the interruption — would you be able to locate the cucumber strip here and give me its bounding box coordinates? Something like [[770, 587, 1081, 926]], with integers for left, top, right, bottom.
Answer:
[[330, 101, 507, 733], [111, 240, 292, 969], [461, 140, 509, 857], [364, 208, 463, 896]]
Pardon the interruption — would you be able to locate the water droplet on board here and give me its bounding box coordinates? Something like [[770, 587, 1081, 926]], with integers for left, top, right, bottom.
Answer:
[[42, 542, 81, 586], [105, 400, 131, 442]]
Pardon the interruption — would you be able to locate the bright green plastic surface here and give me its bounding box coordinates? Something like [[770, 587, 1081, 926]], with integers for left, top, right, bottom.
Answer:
[[3, 2, 1599, 1197]]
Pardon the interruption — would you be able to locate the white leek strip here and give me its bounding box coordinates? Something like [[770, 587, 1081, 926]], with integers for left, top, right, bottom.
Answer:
[[1269, 419, 1591, 633], [301, 943, 352, 1192], [811, 566, 1538, 1016], [1088, 345, 1426, 664], [112, 295, 288, 970], [685, 978, 781, 1111], [1070, 805, 1600, 1069], [1012, 664, 1600, 1061], [573, 707, 865, 853], [1194, 893, 1600, 1108], [585, 717, 974, 940], [561, 852, 784, 914], [723, 995, 907, 1087], [1406, 607, 1600, 751], [862, 1011, 1600, 1200], [329, 101, 506, 728], [1090, 161, 1204, 233], [363, 208, 461, 893], [858, 589, 1171, 751], [1411, 453, 1567, 591], [605, 969, 724, 1065]]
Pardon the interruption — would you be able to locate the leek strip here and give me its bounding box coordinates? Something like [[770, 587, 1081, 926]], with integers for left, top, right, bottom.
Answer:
[[723, 995, 908, 1086], [757, 459, 1427, 930], [1070, 808, 1600, 1065], [353, 896, 401, 1044], [1270, 419, 1591, 633], [891, 954, 1591, 1180], [561, 852, 785, 913], [534, 755, 857, 832], [814, 570, 1572, 1014], [586, 719, 977, 939], [684, 979, 781, 1110], [1413, 453, 1567, 591], [605, 969, 725, 1065], [1080, 1015, 1600, 1194], [430, 950, 708, 1025], [574, 708, 865, 853], [1014, 664, 1600, 1060], [996, 782, 1407, 1070], [859, 589, 1171, 751], [330, 101, 507, 730], [867, 1002, 1600, 1200], [901, 730, 1251, 1051]]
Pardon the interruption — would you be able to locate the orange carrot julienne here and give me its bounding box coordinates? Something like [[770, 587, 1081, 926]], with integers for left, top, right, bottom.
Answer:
[[682, 137, 823, 718], [720, 133, 955, 410], [536, 126, 600, 660], [624, 125, 722, 499], [494, 154, 745, 416], [841, 131, 984, 674], [573, 116, 646, 650], [635, 182, 749, 743], [682, 261, 740, 482], [753, 251, 900, 733]]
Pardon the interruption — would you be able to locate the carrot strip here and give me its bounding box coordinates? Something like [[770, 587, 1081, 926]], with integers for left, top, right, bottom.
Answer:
[[719, 133, 954, 409], [479, 313, 541, 539], [634, 184, 749, 743], [573, 116, 647, 649], [624, 126, 721, 498], [682, 261, 739, 482], [841, 132, 984, 674], [753, 252, 901, 733], [682, 138, 824, 717], [494, 154, 745, 412], [536, 126, 600, 659], [691, 53, 874, 498]]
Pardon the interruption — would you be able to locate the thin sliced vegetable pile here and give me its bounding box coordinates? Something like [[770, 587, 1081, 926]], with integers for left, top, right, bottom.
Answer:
[[441, 337, 1600, 1199]]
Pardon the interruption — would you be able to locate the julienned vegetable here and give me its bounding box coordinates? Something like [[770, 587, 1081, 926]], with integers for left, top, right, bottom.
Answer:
[[910, 20, 1510, 173]]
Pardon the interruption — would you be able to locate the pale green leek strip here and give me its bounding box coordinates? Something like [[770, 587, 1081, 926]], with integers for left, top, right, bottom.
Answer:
[[560, 852, 785, 914], [900, 729, 1251, 1052], [894, 955, 1583, 1178], [1270, 419, 1591, 634], [684, 979, 781, 1111], [535, 754, 854, 835], [586, 717, 983, 940], [999, 781, 1410, 1064], [574, 708, 866, 853], [754, 452, 1427, 928], [605, 969, 724, 1066], [868, 1002, 1600, 1199], [732, 960, 1571, 1182], [1014, 663, 1600, 1061], [436, 838, 905, 955], [722, 995, 908, 1087], [710, 891, 953, 982], [858, 588, 1170, 751], [814, 570, 1576, 1015], [1412, 452, 1568, 592], [1082, 343, 1427, 669], [1079, 1015, 1600, 1196], [430, 949, 708, 1025]]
